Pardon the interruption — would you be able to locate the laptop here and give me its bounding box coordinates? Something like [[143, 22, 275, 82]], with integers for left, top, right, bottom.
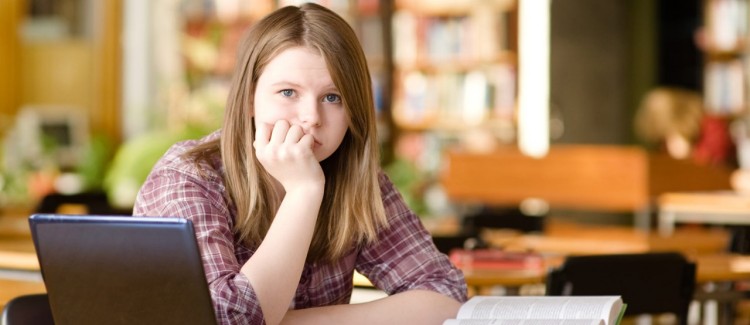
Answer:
[[28, 214, 218, 325]]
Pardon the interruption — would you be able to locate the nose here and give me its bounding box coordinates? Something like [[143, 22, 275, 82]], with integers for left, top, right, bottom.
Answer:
[[297, 100, 321, 128]]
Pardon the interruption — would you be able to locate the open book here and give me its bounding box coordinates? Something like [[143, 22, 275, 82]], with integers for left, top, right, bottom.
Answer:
[[443, 296, 626, 325]]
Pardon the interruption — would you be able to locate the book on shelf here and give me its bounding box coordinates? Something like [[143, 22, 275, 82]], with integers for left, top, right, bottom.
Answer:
[[706, 0, 748, 51], [704, 59, 745, 115], [443, 296, 626, 325], [392, 7, 515, 67], [394, 64, 516, 128]]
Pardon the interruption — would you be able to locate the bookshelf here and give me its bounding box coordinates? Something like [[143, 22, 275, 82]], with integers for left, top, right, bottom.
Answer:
[[384, 0, 518, 216], [391, 0, 518, 136], [388, 0, 518, 172]]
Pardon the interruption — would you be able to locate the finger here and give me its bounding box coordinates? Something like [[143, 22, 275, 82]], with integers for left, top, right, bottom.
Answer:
[[298, 134, 314, 149], [254, 122, 272, 147], [285, 124, 305, 144], [270, 120, 290, 145]]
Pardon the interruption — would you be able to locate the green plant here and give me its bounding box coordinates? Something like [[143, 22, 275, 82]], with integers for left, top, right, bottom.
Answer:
[[384, 157, 429, 217]]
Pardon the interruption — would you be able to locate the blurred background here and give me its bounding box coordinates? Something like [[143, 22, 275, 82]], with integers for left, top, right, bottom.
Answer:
[[0, 0, 743, 226], [7, 1, 750, 321]]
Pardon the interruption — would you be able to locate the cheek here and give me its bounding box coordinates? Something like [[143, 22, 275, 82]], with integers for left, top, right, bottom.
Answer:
[[331, 112, 350, 138], [253, 96, 289, 123]]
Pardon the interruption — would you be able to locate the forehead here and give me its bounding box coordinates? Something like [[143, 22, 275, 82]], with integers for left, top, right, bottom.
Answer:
[[262, 46, 329, 77]]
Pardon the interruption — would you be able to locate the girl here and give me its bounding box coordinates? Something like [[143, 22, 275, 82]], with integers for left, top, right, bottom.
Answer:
[[133, 3, 467, 325]]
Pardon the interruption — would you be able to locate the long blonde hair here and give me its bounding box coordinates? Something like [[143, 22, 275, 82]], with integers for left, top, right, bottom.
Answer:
[[187, 3, 386, 262]]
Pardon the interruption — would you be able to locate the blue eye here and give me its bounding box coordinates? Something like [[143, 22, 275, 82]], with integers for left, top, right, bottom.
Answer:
[[281, 89, 294, 97], [324, 94, 341, 103]]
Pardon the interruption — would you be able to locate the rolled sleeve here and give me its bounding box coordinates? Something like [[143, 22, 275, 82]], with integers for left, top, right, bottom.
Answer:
[[355, 173, 468, 302]]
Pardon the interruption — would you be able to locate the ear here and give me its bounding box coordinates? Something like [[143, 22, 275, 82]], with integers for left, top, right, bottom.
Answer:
[[247, 98, 255, 119]]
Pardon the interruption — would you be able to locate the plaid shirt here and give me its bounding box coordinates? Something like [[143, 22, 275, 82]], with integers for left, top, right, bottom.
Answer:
[[133, 131, 467, 324]]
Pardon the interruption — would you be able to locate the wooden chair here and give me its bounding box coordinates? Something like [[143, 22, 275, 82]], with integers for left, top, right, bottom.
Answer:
[[546, 252, 696, 325], [35, 191, 131, 215], [1, 293, 54, 325]]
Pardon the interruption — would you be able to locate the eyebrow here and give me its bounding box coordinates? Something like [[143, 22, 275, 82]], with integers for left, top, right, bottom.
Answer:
[[270, 81, 340, 93], [270, 81, 302, 88]]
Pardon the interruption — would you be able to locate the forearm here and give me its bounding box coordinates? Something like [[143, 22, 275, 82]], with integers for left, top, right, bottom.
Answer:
[[281, 290, 461, 325], [241, 186, 323, 325]]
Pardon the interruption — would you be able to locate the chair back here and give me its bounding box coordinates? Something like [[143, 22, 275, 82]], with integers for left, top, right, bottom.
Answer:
[[546, 252, 695, 325], [1, 294, 54, 325], [35, 192, 131, 215]]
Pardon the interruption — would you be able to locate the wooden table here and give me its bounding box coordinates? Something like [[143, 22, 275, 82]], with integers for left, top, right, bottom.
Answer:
[[0, 251, 44, 312], [0, 207, 45, 311], [484, 219, 731, 255], [0, 277, 45, 310], [462, 253, 750, 289], [658, 191, 750, 236], [467, 221, 737, 283]]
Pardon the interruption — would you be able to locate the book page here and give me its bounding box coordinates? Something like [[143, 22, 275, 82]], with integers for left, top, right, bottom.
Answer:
[[443, 319, 604, 325], [456, 296, 622, 324]]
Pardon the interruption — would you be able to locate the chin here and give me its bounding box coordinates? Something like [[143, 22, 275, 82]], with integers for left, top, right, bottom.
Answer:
[[317, 150, 337, 163]]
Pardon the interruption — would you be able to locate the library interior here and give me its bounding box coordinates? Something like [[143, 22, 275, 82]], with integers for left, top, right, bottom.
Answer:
[[2, 0, 750, 324]]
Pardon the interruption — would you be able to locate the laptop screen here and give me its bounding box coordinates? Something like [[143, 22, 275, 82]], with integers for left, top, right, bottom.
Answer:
[[29, 214, 217, 325]]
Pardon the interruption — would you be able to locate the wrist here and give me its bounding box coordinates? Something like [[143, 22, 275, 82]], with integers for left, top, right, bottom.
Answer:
[[284, 181, 325, 197]]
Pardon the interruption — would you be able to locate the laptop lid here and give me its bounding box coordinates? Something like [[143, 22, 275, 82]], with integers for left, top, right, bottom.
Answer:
[[29, 214, 217, 325]]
